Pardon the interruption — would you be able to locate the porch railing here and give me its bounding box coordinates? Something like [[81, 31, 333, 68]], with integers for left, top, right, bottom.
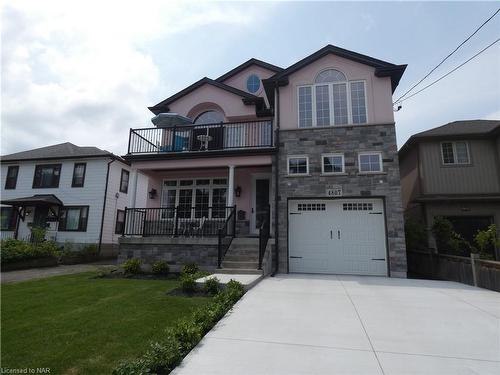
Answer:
[[217, 206, 236, 268], [123, 206, 235, 237], [258, 205, 271, 270], [127, 120, 273, 154]]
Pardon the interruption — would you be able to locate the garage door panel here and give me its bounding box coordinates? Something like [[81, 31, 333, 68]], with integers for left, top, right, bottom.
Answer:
[[289, 199, 387, 276]]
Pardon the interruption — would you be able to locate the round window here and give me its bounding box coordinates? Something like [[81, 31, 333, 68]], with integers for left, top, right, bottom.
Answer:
[[246, 74, 260, 93]]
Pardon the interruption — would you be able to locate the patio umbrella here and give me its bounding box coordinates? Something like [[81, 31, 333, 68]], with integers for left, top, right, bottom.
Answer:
[[151, 113, 193, 127]]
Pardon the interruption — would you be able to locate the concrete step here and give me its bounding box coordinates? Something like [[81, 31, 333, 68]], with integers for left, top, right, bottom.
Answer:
[[224, 254, 259, 262], [231, 238, 260, 245], [217, 268, 263, 275], [222, 260, 259, 269]]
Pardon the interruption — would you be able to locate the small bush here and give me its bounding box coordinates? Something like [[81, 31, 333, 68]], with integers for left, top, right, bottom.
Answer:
[[30, 227, 46, 243], [151, 260, 169, 276], [180, 273, 197, 293], [203, 277, 220, 296], [81, 244, 99, 256], [431, 217, 473, 256], [123, 258, 142, 274], [474, 224, 499, 260], [0, 239, 58, 264], [181, 263, 199, 275], [113, 280, 245, 374]]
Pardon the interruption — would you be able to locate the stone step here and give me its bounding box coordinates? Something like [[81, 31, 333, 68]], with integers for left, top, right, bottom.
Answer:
[[216, 268, 263, 275], [222, 260, 259, 269], [230, 238, 260, 245]]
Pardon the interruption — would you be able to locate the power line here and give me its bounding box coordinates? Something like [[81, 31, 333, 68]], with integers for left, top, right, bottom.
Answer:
[[394, 7, 500, 104], [396, 38, 500, 104]]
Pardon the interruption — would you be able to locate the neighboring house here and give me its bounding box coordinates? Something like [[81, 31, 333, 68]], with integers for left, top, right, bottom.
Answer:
[[121, 44, 408, 277], [399, 120, 500, 257], [0, 143, 138, 255]]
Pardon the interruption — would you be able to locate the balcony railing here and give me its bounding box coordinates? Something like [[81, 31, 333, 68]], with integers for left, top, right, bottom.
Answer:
[[127, 120, 273, 154], [123, 206, 235, 237]]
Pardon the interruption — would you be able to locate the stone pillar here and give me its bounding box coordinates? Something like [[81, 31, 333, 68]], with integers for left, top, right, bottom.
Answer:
[[227, 165, 235, 207]]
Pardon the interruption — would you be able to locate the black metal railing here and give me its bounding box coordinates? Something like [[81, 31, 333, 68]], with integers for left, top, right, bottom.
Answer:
[[258, 205, 271, 270], [123, 206, 234, 237], [127, 120, 273, 154], [217, 206, 236, 268]]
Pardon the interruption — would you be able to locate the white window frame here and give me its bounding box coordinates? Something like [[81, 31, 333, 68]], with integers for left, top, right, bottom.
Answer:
[[296, 78, 368, 128], [440, 141, 470, 165], [321, 153, 345, 174], [358, 152, 383, 173], [287, 155, 309, 176], [160, 178, 228, 219]]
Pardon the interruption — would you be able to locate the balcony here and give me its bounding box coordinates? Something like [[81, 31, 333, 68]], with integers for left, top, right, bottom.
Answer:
[[127, 120, 273, 155]]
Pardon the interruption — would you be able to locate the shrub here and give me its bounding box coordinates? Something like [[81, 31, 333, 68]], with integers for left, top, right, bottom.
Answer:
[[181, 263, 199, 275], [404, 218, 428, 251], [203, 277, 220, 296], [81, 244, 99, 256], [0, 238, 58, 264], [30, 227, 46, 243], [151, 260, 169, 276], [180, 273, 197, 293], [122, 258, 142, 274], [113, 280, 245, 375], [431, 217, 473, 256], [474, 224, 499, 260]]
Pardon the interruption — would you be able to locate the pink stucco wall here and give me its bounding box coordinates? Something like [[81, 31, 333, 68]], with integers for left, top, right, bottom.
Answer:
[[167, 84, 257, 122], [140, 166, 271, 216], [279, 53, 395, 129]]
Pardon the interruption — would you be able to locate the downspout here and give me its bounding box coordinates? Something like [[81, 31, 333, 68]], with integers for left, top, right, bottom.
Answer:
[[98, 158, 115, 253], [271, 84, 280, 276]]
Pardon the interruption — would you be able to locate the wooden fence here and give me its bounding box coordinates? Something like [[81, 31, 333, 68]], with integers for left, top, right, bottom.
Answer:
[[407, 250, 500, 292]]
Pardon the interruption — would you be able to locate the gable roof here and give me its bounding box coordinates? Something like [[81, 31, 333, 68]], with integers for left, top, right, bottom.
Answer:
[[263, 44, 407, 101], [148, 77, 261, 115], [215, 58, 284, 82], [399, 120, 500, 158], [1, 142, 117, 163]]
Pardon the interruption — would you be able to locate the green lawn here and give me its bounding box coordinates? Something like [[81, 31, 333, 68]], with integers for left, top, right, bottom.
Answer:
[[1, 272, 210, 375]]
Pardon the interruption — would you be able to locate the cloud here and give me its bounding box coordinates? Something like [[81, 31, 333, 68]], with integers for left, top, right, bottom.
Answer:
[[1, 0, 266, 155]]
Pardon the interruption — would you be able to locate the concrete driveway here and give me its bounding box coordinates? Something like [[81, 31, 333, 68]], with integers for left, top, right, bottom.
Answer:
[[173, 274, 500, 375]]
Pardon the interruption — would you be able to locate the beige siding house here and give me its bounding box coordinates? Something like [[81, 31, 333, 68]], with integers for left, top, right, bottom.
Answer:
[[399, 120, 500, 258]]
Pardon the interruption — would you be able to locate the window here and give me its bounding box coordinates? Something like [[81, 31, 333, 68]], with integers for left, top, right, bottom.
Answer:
[[297, 203, 326, 211], [71, 163, 86, 187], [359, 153, 382, 173], [0, 207, 17, 230], [322, 154, 345, 174], [288, 156, 309, 175], [343, 202, 373, 211], [441, 141, 470, 165], [194, 110, 224, 125], [5, 166, 19, 189], [246, 74, 260, 93], [33, 164, 61, 188], [115, 209, 125, 234], [59, 206, 88, 232], [298, 69, 367, 127], [160, 178, 229, 219], [119, 169, 129, 193], [298, 86, 313, 128]]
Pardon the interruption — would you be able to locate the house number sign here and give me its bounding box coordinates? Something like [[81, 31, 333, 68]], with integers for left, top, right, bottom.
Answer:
[[326, 185, 343, 197]]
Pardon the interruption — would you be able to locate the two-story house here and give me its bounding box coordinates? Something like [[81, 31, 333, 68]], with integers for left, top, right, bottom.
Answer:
[[399, 120, 500, 257], [0, 142, 139, 255], [120, 44, 408, 277]]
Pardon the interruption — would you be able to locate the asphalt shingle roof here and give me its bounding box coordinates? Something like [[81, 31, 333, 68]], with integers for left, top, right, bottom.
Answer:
[[1, 142, 113, 162], [411, 120, 500, 138]]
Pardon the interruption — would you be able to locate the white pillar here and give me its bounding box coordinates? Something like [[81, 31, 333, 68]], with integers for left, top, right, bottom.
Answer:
[[130, 169, 138, 208], [227, 165, 235, 207]]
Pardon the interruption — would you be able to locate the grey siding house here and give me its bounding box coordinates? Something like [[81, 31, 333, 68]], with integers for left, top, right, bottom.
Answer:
[[399, 120, 500, 257]]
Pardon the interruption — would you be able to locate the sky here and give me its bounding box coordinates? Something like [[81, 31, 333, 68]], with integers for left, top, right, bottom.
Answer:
[[1, 1, 499, 155]]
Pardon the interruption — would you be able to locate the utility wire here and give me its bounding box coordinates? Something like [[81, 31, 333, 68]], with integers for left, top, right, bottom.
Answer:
[[394, 8, 500, 104], [396, 38, 500, 104]]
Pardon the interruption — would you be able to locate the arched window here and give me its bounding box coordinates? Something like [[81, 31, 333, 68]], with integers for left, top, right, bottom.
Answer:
[[298, 68, 366, 127], [194, 110, 224, 125], [315, 69, 347, 83]]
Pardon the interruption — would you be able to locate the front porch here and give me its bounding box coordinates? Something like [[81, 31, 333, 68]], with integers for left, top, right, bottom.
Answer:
[[120, 157, 274, 272]]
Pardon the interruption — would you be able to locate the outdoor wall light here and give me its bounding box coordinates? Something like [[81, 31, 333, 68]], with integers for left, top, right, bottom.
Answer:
[[149, 188, 157, 199], [235, 186, 242, 197]]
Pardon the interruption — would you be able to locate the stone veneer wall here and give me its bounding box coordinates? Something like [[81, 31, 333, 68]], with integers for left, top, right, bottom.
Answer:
[[274, 123, 407, 277], [118, 237, 219, 272]]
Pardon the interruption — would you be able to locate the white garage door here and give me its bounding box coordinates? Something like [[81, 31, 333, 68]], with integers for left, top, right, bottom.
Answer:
[[288, 199, 387, 276]]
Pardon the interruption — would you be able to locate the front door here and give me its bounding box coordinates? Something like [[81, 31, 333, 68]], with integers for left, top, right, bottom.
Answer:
[[252, 176, 270, 234], [33, 206, 49, 229]]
